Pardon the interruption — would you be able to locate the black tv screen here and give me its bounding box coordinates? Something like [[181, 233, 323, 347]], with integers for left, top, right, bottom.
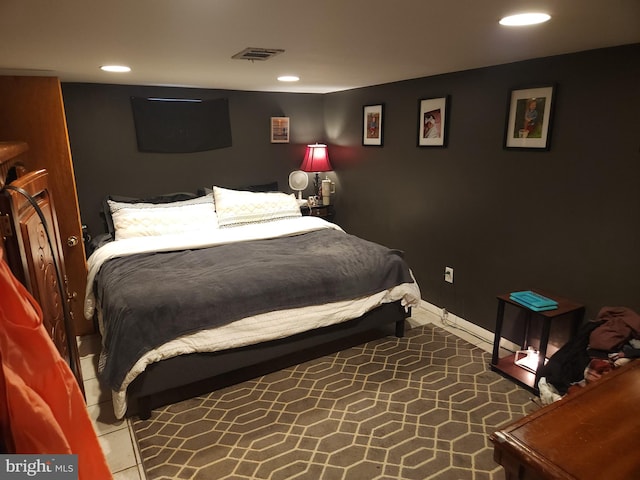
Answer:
[[130, 96, 232, 153]]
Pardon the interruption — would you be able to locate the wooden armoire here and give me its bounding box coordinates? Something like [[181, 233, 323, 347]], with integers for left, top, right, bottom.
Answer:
[[0, 142, 83, 389], [0, 76, 91, 337]]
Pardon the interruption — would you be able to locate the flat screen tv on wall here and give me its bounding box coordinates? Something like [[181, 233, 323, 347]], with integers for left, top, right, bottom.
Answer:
[[130, 97, 232, 153]]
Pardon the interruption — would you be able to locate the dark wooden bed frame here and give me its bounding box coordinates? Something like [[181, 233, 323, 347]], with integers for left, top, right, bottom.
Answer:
[[126, 301, 410, 419]]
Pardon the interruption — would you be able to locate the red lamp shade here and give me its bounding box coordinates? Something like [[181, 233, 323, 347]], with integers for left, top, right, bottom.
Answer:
[[300, 143, 332, 173]]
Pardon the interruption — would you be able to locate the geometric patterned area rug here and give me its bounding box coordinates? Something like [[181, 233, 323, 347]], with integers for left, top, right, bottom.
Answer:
[[132, 324, 538, 480]]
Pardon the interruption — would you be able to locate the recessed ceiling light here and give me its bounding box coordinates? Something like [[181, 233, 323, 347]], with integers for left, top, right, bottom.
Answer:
[[499, 13, 551, 26], [277, 75, 300, 82], [100, 65, 131, 73]]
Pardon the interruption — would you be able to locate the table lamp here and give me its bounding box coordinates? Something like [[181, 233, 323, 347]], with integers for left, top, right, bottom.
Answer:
[[300, 143, 332, 199]]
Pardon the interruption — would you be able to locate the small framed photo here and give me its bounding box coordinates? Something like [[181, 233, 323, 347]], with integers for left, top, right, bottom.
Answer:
[[363, 104, 384, 146], [504, 85, 555, 150], [418, 96, 448, 147], [270, 116, 290, 143]]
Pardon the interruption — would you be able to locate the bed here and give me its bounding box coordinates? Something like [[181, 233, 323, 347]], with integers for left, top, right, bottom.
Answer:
[[84, 186, 421, 419]]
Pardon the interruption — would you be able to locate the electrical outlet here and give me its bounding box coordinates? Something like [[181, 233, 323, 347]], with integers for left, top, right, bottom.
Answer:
[[444, 266, 454, 284]]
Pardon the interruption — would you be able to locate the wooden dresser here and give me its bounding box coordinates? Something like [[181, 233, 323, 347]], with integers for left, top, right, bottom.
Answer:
[[490, 359, 640, 479], [0, 141, 83, 392]]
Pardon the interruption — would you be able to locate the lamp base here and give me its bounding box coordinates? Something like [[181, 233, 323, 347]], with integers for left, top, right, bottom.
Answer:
[[514, 348, 547, 373], [314, 172, 322, 198]]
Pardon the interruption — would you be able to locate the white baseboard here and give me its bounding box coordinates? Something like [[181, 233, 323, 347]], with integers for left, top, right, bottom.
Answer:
[[414, 300, 520, 353]]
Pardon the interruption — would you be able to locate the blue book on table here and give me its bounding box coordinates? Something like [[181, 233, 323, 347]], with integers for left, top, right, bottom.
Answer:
[[509, 290, 558, 311]]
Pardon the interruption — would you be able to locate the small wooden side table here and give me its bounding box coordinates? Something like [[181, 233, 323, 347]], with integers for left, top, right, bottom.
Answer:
[[490, 290, 584, 393], [301, 204, 335, 222]]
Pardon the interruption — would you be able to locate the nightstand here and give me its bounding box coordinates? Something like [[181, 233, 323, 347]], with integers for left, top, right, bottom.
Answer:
[[490, 289, 584, 394], [301, 204, 335, 222]]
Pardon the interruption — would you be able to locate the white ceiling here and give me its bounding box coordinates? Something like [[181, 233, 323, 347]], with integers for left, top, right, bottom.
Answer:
[[1, 0, 638, 94]]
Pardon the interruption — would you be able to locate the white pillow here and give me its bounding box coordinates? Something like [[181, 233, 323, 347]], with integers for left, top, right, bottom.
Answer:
[[213, 186, 301, 227], [108, 194, 218, 240]]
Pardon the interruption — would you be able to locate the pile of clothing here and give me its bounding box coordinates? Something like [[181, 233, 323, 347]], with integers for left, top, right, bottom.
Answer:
[[538, 306, 640, 405]]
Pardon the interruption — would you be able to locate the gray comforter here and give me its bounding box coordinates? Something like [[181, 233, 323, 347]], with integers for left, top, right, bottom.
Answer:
[[96, 229, 415, 390]]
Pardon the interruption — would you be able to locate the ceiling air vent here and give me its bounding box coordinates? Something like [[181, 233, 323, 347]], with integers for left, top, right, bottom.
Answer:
[[232, 47, 285, 61]]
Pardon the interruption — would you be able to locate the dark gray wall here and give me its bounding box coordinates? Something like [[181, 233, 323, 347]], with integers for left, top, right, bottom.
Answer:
[[324, 44, 640, 331], [63, 44, 639, 336], [62, 83, 324, 236]]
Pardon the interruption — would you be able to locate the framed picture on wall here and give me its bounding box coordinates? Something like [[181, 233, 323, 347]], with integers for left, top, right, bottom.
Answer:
[[418, 96, 449, 147], [270, 116, 290, 143], [363, 104, 384, 146], [504, 85, 556, 150]]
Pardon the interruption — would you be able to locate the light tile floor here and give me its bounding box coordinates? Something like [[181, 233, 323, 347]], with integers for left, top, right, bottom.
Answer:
[[78, 334, 146, 479], [78, 304, 504, 479]]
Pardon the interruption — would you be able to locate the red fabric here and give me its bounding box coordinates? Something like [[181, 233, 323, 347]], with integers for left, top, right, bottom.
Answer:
[[0, 254, 112, 479], [589, 306, 640, 351]]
